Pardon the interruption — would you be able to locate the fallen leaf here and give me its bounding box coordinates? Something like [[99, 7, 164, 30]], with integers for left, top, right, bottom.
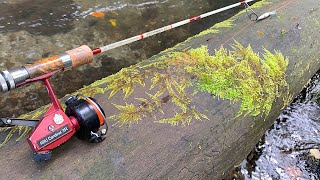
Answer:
[[256, 31, 265, 37], [90, 12, 105, 18], [110, 11, 119, 16], [109, 19, 117, 27], [310, 149, 320, 159], [286, 167, 302, 178]]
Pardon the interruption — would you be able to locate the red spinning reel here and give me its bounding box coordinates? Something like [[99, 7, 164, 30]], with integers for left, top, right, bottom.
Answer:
[[0, 46, 108, 161], [1, 71, 107, 161]]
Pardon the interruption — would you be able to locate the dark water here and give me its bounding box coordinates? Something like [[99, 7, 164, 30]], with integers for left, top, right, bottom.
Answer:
[[239, 72, 320, 180], [0, 0, 243, 117]]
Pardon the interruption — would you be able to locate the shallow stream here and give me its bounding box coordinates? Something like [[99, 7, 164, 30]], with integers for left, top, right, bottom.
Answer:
[[239, 72, 320, 180]]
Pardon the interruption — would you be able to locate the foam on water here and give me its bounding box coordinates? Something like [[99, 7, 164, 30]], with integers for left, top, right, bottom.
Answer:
[[241, 74, 320, 179]]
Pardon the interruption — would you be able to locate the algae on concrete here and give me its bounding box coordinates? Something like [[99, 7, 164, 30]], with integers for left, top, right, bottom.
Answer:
[[81, 42, 288, 126]]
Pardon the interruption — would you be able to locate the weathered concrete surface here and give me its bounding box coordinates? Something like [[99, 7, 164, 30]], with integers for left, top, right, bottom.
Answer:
[[0, 0, 320, 179]]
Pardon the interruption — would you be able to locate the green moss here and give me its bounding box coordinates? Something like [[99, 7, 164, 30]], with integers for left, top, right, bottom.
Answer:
[[282, 90, 293, 109], [74, 66, 146, 100], [107, 69, 207, 126], [280, 29, 287, 37], [192, 19, 234, 38], [157, 107, 209, 126], [315, 19, 320, 27], [108, 42, 288, 126], [0, 105, 50, 147], [253, 0, 271, 8], [212, 19, 235, 29], [181, 42, 288, 117]]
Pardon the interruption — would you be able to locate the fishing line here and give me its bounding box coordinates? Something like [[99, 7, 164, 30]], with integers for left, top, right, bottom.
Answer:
[[221, 0, 296, 46], [244, 2, 259, 21]]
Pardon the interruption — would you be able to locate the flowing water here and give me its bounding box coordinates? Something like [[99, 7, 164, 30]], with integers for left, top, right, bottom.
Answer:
[[0, 0, 243, 117], [239, 72, 320, 180]]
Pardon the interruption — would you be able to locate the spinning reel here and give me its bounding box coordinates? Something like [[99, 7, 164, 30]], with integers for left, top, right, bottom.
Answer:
[[0, 46, 108, 161], [1, 72, 108, 161], [65, 94, 108, 143]]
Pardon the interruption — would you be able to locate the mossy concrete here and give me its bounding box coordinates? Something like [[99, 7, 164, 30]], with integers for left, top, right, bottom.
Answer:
[[0, 0, 320, 179]]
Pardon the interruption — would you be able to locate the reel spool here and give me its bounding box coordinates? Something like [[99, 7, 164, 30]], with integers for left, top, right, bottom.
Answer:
[[65, 94, 108, 143]]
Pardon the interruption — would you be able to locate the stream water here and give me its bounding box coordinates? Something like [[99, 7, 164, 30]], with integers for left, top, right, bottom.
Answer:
[[239, 72, 320, 180]]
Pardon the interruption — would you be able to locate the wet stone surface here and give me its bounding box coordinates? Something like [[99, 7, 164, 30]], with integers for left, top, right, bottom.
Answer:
[[0, 0, 242, 117], [0, 0, 76, 35]]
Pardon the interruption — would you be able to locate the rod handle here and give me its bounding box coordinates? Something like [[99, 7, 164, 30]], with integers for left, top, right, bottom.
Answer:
[[0, 45, 94, 92], [66, 45, 93, 68], [25, 45, 93, 78]]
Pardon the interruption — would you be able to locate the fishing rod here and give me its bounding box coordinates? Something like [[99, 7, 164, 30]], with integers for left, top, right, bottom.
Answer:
[[0, 0, 263, 93], [93, 0, 257, 54], [0, 0, 266, 161]]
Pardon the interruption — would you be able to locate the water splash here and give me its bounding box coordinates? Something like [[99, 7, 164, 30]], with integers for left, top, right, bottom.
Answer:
[[72, 0, 167, 18], [241, 74, 320, 179]]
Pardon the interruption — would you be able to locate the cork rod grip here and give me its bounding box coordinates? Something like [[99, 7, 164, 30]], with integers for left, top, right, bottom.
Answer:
[[66, 45, 93, 68], [25, 45, 93, 78]]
